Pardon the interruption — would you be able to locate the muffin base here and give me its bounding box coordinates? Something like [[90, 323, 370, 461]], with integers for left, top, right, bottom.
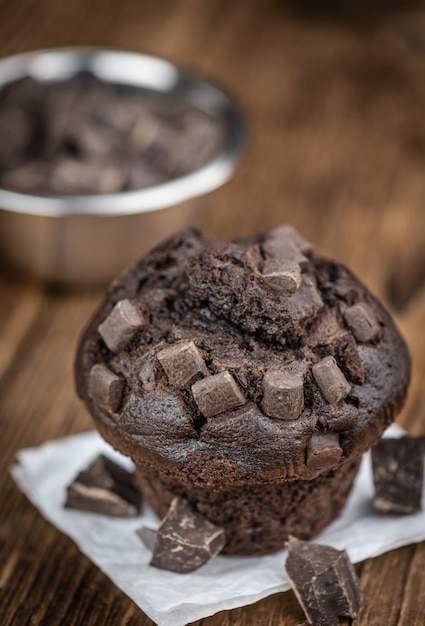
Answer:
[[135, 456, 361, 556]]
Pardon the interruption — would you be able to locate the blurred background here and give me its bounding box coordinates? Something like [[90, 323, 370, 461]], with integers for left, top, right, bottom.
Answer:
[[1, 1, 425, 623]]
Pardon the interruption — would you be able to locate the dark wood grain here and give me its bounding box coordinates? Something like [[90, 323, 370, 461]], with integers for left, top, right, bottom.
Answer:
[[1, 1, 425, 624]]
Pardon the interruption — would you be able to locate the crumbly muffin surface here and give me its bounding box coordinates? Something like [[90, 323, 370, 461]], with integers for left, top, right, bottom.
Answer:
[[75, 226, 410, 487]]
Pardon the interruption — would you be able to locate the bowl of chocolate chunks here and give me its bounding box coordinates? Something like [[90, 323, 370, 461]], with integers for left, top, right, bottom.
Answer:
[[0, 47, 245, 285]]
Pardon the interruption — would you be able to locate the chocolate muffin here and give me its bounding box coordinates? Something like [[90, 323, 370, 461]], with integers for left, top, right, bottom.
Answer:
[[75, 226, 410, 555]]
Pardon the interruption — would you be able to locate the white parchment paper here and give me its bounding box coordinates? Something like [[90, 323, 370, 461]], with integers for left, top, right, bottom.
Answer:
[[10, 425, 425, 626]]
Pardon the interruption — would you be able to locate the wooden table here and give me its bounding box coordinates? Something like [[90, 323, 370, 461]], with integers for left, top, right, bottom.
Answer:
[[1, 1, 425, 624]]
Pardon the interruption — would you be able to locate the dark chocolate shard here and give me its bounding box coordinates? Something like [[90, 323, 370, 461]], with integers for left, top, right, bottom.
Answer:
[[306, 433, 343, 471], [98, 299, 144, 352], [88, 363, 123, 412], [266, 224, 313, 253], [150, 497, 226, 573], [372, 437, 424, 515], [65, 455, 141, 517], [0, 105, 32, 167], [287, 277, 324, 323], [333, 334, 365, 386], [343, 302, 380, 343], [261, 368, 304, 420], [312, 356, 351, 405], [136, 526, 157, 551], [262, 259, 302, 296], [285, 536, 362, 626], [1, 162, 50, 193], [157, 340, 208, 389], [192, 370, 246, 418], [262, 225, 312, 270], [49, 156, 127, 195]]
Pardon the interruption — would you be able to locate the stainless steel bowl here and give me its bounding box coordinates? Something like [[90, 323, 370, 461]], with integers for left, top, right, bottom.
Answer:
[[0, 48, 246, 285]]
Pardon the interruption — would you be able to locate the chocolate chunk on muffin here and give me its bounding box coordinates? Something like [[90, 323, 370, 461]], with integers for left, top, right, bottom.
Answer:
[[75, 226, 410, 555]]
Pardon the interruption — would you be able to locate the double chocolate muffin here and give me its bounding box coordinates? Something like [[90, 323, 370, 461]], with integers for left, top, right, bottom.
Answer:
[[75, 226, 410, 555]]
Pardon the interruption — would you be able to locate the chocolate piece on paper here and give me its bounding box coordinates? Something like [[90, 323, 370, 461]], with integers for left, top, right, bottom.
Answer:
[[192, 370, 246, 418], [157, 340, 208, 389], [261, 368, 304, 420], [136, 526, 157, 551], [306, 433, 342, 471], [372, 437, 424, 515], [88, 363, 123, 413], [285, 536, 362, 626], [262, 259, 302, 296], [65, 455, 141, 517], [343, 303, 380, 343], [312, 356, 351, 405], [98, 299, 144, 352], [150, 497, 226, 573]]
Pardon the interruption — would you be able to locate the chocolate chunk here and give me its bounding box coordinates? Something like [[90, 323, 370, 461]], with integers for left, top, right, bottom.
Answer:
[[267, 224, 313, 254], [192, 370, 246, 418], [0, 105, 31, 167], [306, 433, 342, 471], [287, 277, 324, 326], [261, 368, 304, 420], [65, 455, 141, 517], [88, 363, 123, 412], [98, 299, 144, 352], [125, 111, 160, 152], [49, 157, 127, 195], [312, 356, 351, 405], [344, 302, 380, 343], [262, 225, 312, 269], [372, 437, 424, 515], [127, 160, 167, 190], [333, 334, 365, 385], [136, 526, 157, 551], [285, 536, 362, 626], [262, 259, 302, 295], [0, 162, 50, 194], [157, 340, 208, 389], [150, 497, 226, 573]]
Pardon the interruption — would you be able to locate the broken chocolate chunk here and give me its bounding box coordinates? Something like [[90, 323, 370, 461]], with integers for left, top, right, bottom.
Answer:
[[285, 536, 362, 626], [88, 363, 123, 412], [150, 497, 226, 573], [312, 356, 351, 405], [136, 526, 157, 551], [286, 277, 324, 327], [49, 156, 127, 195], [267, 224, 313, 254], [192, 370, 246, 418], [157, 340, 208, 389], [262, 259, 302, 296], [0, 105, 32, 168], [98, 299, 144, 353], [306, 433, 342, 471], [372, 437, 424, 515], [261, 368, 304, 420], [262, 224, 312, 269], [65, 455, 141, 517], [343, 303, 380, 343]]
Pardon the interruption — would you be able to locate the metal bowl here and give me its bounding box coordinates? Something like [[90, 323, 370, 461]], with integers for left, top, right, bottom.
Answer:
[[0, 48, 246, 285]]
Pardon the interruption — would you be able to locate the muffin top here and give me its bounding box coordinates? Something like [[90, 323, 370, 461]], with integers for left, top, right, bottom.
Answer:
[[75, 226, 410, 488]]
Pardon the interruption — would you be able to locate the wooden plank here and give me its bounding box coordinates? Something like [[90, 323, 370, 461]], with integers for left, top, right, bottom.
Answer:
[[0, 281, 43, 381]]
